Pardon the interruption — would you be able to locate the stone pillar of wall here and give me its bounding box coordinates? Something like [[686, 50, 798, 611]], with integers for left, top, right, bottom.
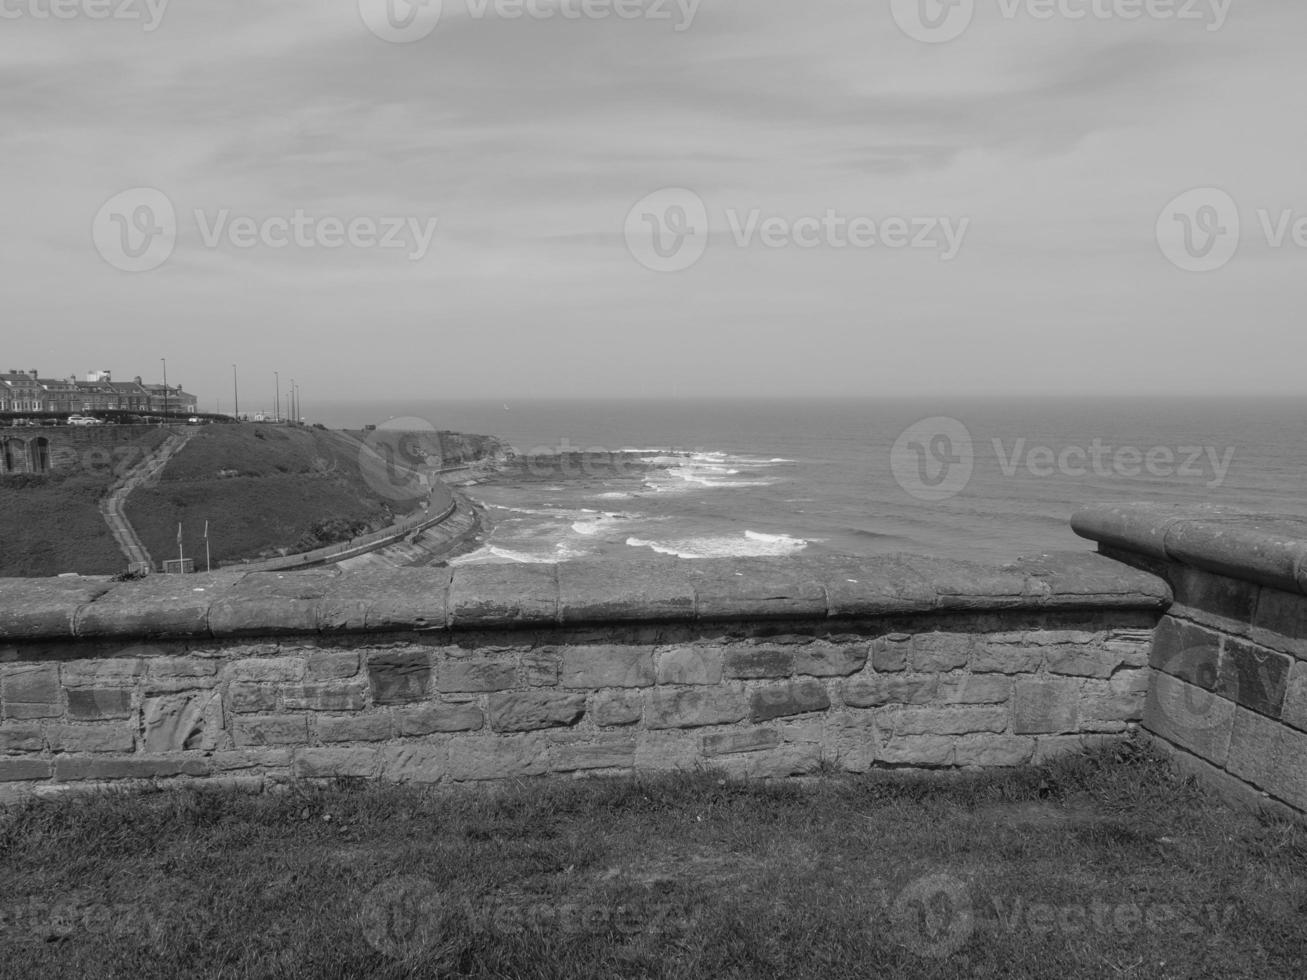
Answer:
[[1074, 504, 1307, 822]]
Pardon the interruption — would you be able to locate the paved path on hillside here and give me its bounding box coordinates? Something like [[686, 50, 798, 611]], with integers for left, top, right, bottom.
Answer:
[[99, 428, 196, 573]]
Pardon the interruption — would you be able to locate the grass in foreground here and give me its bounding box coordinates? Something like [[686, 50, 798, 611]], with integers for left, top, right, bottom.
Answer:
[[0, 740, 1304, 979]]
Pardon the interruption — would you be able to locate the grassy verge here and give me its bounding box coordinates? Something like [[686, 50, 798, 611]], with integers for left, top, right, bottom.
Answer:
[[0, 739, 1303, 979], [0, 470, 125, 577]]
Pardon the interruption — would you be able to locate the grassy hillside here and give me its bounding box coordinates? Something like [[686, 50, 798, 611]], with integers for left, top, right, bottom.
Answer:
[[0, 429, 171, 578], [124, 425, 411, 568]]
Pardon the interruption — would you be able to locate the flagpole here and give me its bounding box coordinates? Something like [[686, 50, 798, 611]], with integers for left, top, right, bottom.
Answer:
[[177, 523, 183, 565], [204, 520, 211, 572]]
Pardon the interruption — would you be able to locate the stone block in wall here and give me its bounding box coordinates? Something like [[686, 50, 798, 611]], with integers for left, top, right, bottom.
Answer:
[[318, 714, 393, 743], [1013, 679, 1080, 735], [0, 759, 52, 781], [141, 692, 223, 752], [912, 634, 972, 672], [1283, 661, 1307, 733], [1252, 587, 1307, 659], [1046, 646, 1120, 679], [1, 664, 60, 719], [522, 650, 561, 687], [751, 680, 831, 722], [397, 703, 484, 736], [233, 715, 310, 748], [382, 744, 446, 784], [557, 562, 695, 624], [48, 724, 134, 754], [843, 675, 938, 709], [293, 747, 380, 779], [646, 690, 748, 730], [655, 648, 723, 686], [714, 743, 823, 778], [449, 564, 557, 627], [436, 656, 516, 694], [52, 757, 209, 781], [887, 706, 1008, 736], [306, 652, 360, 681], [954, 734, 1035, 767], [592, 691, 642, 727], [0, 724, 44, 754], [1144, 672, 1235, 767], [228, 683, 278, 714], [1218, 638, 1291, 718], [970, 639, 1043, 674], [283, 683, 368, 712], [1150, 617, 1220, 689], [367, 651, 431, 704], [561, 647, 654, 689], [1110, 669, 1151, 697], [226, 658, 305, 683], [703, 728, 780, 757], [1104, 630, 1153, 668], [213, 749, 292, 772], [63, 659, 147, 685], [828, 712, 876, 772], [691, 562, 826, 620], [794, 643, 867, 678], [871, 635, 911, 673], [1170, 566, 1259, 631], [548, 733, 637, 772], [66, 688, 133, 721], [447, 737, 549, 780], [489, 692, 586, 733], [146, 657, 219, 680], [723, 649, 794, 680], [876, 735, 954, 767], [634, 731, 699, 771], [939, 675, 1012, 705], [1225, 708, 1307, 810]]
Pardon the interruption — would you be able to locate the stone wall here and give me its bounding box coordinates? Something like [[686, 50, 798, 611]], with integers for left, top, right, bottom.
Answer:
[[1074, 504, 1307, 821], [0, 553, 1167, 801]]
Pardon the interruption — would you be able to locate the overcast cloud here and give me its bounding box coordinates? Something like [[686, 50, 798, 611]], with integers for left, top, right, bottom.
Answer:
[[2, 0, 1304, 404]]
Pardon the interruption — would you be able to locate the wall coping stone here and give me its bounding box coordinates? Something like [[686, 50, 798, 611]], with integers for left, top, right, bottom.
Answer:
[[0, 552, 1169, 644], [1073, 504, 1307, 595]]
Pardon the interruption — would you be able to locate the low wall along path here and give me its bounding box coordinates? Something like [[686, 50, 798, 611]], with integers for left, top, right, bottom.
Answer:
[[0, 504, 1304, 823]]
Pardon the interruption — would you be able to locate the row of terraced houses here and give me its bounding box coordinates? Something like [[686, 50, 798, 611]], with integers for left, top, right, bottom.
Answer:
[[0, 369, 198, 416]]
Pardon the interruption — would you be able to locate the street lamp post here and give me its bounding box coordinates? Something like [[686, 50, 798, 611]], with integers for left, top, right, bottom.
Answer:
[[161, 358, 168, 420], [233, 364, 239, 420], [274, 371, 280, 423]]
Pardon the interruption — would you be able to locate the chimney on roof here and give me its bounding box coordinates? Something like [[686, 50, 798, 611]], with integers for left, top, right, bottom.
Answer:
[[29, 370, 37, 378]]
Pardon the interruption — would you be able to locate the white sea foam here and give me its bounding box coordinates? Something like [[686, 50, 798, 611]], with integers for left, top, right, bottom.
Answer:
[[626, 531, 809, 559]]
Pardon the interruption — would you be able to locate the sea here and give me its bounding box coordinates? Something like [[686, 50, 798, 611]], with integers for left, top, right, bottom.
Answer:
[[310, 398, 1307, 567]]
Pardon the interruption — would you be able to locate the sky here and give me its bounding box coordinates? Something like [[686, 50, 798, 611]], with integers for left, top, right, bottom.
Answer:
[[2, 0, 1305, 407]]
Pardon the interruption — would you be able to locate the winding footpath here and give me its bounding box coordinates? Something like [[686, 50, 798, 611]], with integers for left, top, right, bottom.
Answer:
[[99, 428, 197, 573]]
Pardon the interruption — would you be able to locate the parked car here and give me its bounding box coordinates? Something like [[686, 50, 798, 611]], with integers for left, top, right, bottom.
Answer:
[[67, 415, 104, 426]]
